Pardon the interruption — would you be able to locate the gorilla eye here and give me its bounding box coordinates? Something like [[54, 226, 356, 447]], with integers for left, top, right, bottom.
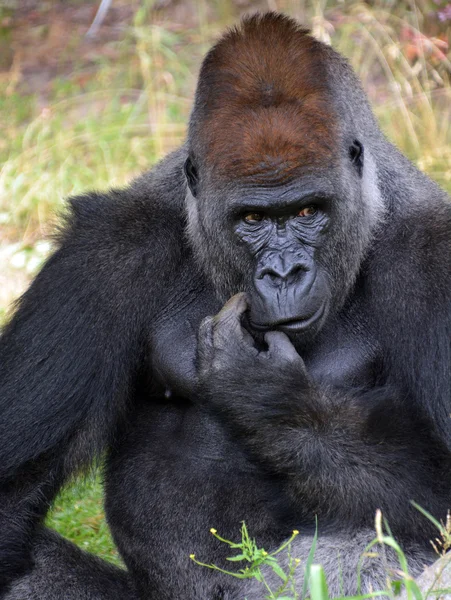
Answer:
[[243, 212, 266, 223], [297, 206, 317, 218]]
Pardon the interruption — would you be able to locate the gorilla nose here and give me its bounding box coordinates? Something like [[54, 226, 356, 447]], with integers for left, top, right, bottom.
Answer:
[[257, 263, 308, 286]]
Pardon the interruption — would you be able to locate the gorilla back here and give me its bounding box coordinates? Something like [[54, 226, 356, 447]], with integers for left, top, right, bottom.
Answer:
[[1, 12, 451, 600]]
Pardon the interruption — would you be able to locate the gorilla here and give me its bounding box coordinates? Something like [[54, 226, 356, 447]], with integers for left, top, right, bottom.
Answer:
[[1, 11, 451, 600]]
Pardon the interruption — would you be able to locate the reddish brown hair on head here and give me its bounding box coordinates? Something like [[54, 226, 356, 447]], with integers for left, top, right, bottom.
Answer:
[[189, 12, 339, 185]]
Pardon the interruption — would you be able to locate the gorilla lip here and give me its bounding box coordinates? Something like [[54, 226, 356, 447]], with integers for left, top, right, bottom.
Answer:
[[251, 301, 327, 333]]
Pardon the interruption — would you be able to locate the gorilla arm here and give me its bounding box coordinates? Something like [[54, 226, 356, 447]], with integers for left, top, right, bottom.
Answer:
[[197, 294, 451, 542], [0, 173, 189, 589]]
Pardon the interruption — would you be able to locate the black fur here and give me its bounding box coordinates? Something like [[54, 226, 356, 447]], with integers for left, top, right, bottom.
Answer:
[[2, 12, 451, 599]]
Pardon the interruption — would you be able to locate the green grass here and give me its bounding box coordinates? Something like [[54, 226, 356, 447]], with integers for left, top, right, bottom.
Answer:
[[191, 517, 451, 599], [46, 471, 120, 565]]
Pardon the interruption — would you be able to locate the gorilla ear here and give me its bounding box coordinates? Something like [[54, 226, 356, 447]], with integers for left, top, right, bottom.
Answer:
[[349, 140, 364, 177], [184, 156, 199, 198]]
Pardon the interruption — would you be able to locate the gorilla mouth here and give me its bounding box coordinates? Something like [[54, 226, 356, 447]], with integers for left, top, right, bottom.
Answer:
[[251, 302, 327, 334]]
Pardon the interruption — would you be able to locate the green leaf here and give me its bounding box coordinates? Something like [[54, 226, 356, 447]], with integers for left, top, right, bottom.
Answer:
[[254, 571, 263, 582], [302, 520, 318, 600], [392, 579, 402, 595], [411, 502, 445, 534], [269, 561, 288, 582], [309, 564, 329, 600], [408, 581, 424, 600], [227, 554, 246, 562]]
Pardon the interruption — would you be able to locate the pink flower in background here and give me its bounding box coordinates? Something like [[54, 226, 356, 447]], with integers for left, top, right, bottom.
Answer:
[[438, 5, 451, 21]]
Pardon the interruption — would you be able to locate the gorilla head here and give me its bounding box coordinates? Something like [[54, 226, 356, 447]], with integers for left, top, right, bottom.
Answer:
[[185, 13, 384, 338]]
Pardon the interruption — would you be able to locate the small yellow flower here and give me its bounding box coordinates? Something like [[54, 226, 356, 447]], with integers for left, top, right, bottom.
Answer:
[[210, 528, 217, 534], [262, 550, 268, 556], [295, 558, 301, 564], [190, 554, 195, 559], [292, 530, 299, 535]]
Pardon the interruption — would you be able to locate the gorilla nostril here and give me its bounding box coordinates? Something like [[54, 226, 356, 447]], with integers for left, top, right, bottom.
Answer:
[[266, 271, 279, 282], [258, 265, 307, 283], [290, 264, 306, 276], [283, 265, 308, 280], [257, 267, 279, 281]]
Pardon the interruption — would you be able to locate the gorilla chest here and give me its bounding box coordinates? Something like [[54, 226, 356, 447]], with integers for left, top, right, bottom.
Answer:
[[302, 321, 382, 390], [150, 281, 382, 396], [105, 400, 282, 570]]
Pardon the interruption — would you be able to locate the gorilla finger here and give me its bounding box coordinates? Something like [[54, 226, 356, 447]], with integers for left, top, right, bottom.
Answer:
[[264, 331, 305, 368], [212, 293, 249, 346], [197, 316, 215, 368], [215, 293, 248, 323], [239, 319, 257, 349], [214, 316, 258, 355], [219, 295, 257, 350]]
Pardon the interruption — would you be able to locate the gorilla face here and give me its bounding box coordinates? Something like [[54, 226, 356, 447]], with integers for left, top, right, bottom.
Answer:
[[231, 185, 331, 334], [185, 138, 367, 340]]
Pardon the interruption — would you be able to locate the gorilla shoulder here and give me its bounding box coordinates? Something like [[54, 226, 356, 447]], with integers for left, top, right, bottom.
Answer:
[[61, 147, 189, 269]]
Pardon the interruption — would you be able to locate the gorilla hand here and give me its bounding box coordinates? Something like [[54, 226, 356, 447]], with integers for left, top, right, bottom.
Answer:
[[196, 295, 445, 533], [197, 293, 310, 407]]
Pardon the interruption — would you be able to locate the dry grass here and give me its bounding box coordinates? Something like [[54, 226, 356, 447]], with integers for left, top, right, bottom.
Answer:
[[1, 2, 450, 250]]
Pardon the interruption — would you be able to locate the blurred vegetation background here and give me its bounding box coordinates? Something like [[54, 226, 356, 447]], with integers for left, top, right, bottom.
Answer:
[[0, 0, 450, 563]]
